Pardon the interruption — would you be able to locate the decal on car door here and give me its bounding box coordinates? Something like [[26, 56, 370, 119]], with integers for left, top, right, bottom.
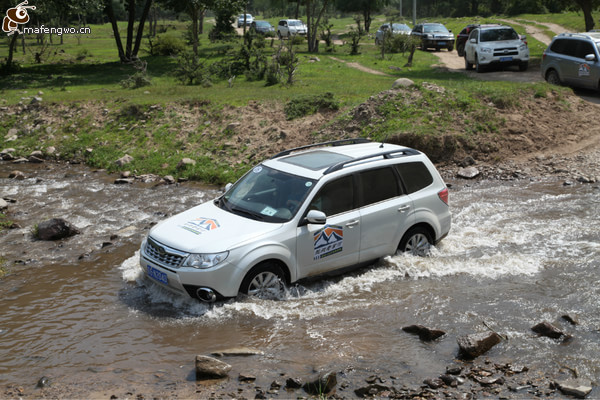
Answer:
[[313, 225, 343, 260], [579, 63, 591, 77]]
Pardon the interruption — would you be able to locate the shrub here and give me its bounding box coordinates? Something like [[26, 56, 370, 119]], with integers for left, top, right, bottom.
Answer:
[[284, 92, 339, 120], [153, 32, 186, 56], [174, 51, 212, 86], [120, 60, 152, 89]]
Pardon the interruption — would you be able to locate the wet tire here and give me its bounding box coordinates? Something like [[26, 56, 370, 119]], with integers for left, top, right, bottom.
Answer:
[[475, 55, 484, 73], [457, 43, 465, 57], [398, 227, 433, 257], [546, 69, 561, 85], [240, 263, 285, 300], [448, 44, 454, 52]]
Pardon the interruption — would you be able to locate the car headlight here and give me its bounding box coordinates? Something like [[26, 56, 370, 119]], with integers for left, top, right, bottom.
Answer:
[[184, 251, 229, 269], [520, 44, 528, 51], [480, 47, 492, 53]]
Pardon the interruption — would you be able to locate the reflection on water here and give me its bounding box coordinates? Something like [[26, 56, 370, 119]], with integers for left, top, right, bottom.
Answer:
[[0, 163, 599, 395]]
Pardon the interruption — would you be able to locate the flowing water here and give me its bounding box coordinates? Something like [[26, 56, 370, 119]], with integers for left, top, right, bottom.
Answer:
[[1, 162, 599, 397]]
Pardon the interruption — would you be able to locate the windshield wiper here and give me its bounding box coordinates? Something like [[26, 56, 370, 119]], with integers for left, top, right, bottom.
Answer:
[[230, 206, 264, 221]]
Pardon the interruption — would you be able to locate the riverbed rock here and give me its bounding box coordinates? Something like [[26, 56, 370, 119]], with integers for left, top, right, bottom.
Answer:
[[458, 166, 480, 179], [457, 332, 502, 359], [402, 324, 446, 341], [115, 154, 134, 167], [285, 377, 303, 389], [355, 383, 393, 397], [8, 170, 25, 180], [194, 355, 232, 379], [531, 321, 565, 339], [0, 198, 8, 210], [555, 379, 593, 398], [211, 347, 264, 357], [114, 178, 135, 185], [36, 218, 80, 241], [28, 155, 44, 163], [303, 371, 337, 395], [561, 314, 579, 325]]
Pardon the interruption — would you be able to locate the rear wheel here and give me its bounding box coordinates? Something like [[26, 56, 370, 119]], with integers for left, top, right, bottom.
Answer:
[[398, 227, 433, 257], [546, 69, 561, 85], [240, 263, 285, 300]]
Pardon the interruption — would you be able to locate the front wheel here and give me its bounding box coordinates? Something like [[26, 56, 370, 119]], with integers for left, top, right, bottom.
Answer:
[[447, 44, 454, 52], [518, 61, 528, 71], [475, 54, 484, 73], [464, 55, 473, 70], [398, 227, 433, 257], [240, 263, 285, 300]]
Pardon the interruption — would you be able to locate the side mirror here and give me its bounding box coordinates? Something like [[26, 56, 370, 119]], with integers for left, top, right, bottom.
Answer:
[[469, 38, 477, 43], [520, 34, 527, 40], [224, 183, 233, 192], [306, 210, 326, 225], [585, 53, 596, 61]]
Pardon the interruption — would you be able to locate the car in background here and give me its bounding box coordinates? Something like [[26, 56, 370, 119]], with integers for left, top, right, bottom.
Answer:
[[464, 25, 529, 72], [251, 20, 275, 36], [411, 22, 455, 51], [139, 139, 451, 302], [541, 32, 600, 90], [456, 24, 479, 56], [277, 19, 307, 38], [375, 23, 412, 45], [237, 14, 253, 28]]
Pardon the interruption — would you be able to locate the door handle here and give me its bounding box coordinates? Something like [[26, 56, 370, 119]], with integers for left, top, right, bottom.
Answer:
[[346, 220, 359, 228], [398, 205, 411, 213]]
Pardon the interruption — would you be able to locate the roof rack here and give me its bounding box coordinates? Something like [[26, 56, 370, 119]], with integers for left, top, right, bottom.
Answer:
[[270, 138, 371, 159], [323, 148, 420, 175]]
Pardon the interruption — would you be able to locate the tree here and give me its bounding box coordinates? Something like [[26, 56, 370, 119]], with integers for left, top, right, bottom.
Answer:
[[159, 0, 210, 56], [573, 0, 599, 31], [305, 0, 329, 52], [209, 0, 245, 40], [104, 0, 153, 62], [335, 0, 389, 33]]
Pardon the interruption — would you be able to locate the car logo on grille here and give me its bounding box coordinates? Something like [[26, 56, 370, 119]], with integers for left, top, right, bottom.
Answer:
[[157, 246, 166, 255], [503, 49, 509, 54]]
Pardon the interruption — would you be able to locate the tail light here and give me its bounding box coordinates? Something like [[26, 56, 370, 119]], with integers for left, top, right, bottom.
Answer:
[[438, 187, 449, 205]]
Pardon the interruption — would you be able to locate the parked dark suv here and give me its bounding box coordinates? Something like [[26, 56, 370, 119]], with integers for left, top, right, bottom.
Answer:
[[541, 32, 600, 90], [411, 22, 454, 51]]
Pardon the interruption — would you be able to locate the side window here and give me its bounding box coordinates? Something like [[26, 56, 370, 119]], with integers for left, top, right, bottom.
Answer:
[[309, 175, 354, 216], [395, 162, 434, 194], [358, 167, 400, 207], [468, 29, 478, 42], [550, 38, 567, 55], [576, 40, 595, 58], [278, 21, 284, 27]]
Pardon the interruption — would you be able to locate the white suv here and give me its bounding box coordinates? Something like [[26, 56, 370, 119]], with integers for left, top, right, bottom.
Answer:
[[139, 140, 451, 301], [277, 19, 307, 38], [464, 25, 529, 72]]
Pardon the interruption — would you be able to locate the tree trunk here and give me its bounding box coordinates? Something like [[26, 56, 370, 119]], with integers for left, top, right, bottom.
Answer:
[[190, 5, 199, 56], [362, 6, 371, 33], [125, 0, 136, 59], [199, 8, 205, 34], [105, 0, 127, 62], [132, 0, 153, 58], [5, 33, 19, 73], [574, 0, 595, 32], [307, 0, 328, 53]]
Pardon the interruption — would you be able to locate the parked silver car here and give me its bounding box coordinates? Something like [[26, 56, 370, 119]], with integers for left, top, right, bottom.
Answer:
[[375, 23, 412, 45], [541, 32, 600, 90]]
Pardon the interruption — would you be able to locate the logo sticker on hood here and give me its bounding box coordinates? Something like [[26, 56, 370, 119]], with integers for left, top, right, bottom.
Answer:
[[313, 225, 343, 260], [181, 217, 220, 235]]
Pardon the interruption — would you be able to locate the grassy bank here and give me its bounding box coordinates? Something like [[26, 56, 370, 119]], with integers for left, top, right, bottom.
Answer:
[[0, 14, 573, 185]]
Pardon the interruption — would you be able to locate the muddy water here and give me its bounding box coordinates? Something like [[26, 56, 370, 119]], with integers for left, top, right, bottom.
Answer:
[[1, 162, 599, 397]]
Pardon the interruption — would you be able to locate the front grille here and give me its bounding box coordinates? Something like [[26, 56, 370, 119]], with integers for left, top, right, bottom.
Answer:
[[494, 47, 518, 56], [145, 238, 186, 268]]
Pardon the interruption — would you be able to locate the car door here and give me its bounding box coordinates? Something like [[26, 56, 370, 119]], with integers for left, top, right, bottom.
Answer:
[[573, 40, 599, 89], [465, 28, 479, 63], [357, 166, 413, 262], [296, 175, 361, 278]]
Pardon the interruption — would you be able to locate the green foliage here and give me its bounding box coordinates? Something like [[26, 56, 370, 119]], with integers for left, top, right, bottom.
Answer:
[[384, 34, 420, 55], [174, 51, 212, 86], [284, 92, 339, 120], [152, 32, 187, 56], [120, 60, 152, 89], [348, 28, 363, 55]]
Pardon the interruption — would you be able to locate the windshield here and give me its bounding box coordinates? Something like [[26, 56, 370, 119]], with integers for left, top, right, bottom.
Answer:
[[481, 28, 518, 42], [392, 23, 411, 32], [220, 165, 316, 222], [423, 24, 448, 33], [256, 21, 270, 27], [289, 20, 304, 26]]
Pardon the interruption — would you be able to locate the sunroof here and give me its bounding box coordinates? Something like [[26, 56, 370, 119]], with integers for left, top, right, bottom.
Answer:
[[279, 150, 352, 171]]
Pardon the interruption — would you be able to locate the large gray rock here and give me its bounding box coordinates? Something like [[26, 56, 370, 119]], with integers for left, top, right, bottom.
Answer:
[[458, 166, 480, 179], [392, 78, 415, 88], [402, 324, 446, 341], [177, 158, 196, 169], [115, 154, 134, 167], [211, 347, 264, 357], [531, 321, 565, 339], [0, 198, 8, 210], [36, 218, 80, 241], [555, 379, 593, 399], [195, 355, 232, 379], [457, 332, 502, 359]]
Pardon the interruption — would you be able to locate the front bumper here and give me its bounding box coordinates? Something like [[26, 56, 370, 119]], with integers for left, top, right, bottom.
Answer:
[[422, 38, 455, 48]]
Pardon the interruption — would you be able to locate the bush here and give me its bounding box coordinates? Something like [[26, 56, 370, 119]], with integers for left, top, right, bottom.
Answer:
[[153, 32, 186, 56], [174, 51, 212, 86], [120, 60, 152, 89], [284, 92, 339, 120]]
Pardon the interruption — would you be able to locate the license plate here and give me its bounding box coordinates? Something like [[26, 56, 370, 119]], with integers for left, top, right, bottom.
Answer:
[[438, 41, 446, 45], [147, 265, 168, 285], [500, 56, 513, 62]]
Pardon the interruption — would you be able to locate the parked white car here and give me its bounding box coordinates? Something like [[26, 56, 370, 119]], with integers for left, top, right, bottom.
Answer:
[[140, 139, 451, 302], [277, 19, 307, 38], [464, 25, 529, 72], [237, 14, 253, 28], [375, 23, 412, 45]]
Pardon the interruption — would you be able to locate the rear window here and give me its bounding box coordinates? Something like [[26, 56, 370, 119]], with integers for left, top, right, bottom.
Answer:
[[395, 162, 433, 194]]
